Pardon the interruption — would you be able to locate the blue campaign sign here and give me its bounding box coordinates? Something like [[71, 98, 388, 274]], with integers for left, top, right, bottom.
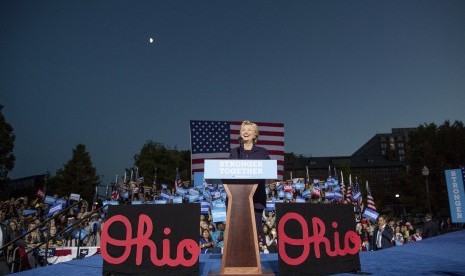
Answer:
[[362, 208, 379, 222], [211, 208, 227, 223], [172, 197, 183, 204], [445, 169, 465, 223], [266, 201, 275, 211], [44, 195, 56, 205], [302, 190, 311, 198], [194, 172, 205, 189]]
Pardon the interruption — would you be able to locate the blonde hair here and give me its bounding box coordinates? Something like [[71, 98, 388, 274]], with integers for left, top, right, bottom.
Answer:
[[241, 120, 259, 144]]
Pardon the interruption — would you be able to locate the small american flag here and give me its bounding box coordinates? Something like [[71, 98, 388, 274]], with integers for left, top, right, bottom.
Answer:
[[190, 120, 284, 179], [366, 180, 377, 212], [345, 174, 353, 204]]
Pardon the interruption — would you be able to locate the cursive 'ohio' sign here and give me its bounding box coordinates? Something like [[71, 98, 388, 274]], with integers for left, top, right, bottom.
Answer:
[[276, 204, 361, 275], [101, 204, 200, 276]]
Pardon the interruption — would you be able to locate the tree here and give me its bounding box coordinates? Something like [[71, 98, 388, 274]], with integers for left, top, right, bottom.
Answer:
[[133, 141, 190, 189], [52, 144, 100, 201], [0, 105, 15, 181], [404, 120, 465, 215]]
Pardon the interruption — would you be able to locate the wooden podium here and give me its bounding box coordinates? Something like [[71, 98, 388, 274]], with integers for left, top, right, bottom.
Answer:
[[221, 181, 261, 275], [204, 159, 277, 276]]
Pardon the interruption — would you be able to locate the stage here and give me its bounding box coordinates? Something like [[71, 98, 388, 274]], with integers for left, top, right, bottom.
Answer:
[[15, 229, 465, 275]]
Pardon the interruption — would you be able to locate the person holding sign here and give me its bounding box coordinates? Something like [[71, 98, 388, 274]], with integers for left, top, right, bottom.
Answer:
[[229, 120, 270, 236]]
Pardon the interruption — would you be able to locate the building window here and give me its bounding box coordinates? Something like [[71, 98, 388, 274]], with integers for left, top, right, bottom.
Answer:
[[389, 137, 396, 150], [384, 177, 392, 194], [398, 143, 404, 148], [381, 143, 387, 149], [399, 149, 405, 155], [399, 156, 405, 162], [381, 150, 386, 156]]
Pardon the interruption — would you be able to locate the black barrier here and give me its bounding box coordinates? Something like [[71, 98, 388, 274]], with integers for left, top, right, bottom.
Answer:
[[101, 204, 200, 276], [276, 204, 361, 275]]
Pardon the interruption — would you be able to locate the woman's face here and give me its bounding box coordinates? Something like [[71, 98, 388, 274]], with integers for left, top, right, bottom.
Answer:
[[203, 230, 210, 239], [240, 125, 256, 143], [262, 225, 269, 233], [9, 221, 17, 230]]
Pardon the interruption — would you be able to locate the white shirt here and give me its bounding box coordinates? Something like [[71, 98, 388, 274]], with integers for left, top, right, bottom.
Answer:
[[0, 226, 4, 248]]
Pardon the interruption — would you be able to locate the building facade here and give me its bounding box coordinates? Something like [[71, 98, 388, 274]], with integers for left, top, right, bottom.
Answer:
[[284, 128, 416, 211]]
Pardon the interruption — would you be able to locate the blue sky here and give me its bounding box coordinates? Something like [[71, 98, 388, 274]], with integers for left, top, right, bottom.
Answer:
[[1, 0, 464, 182]]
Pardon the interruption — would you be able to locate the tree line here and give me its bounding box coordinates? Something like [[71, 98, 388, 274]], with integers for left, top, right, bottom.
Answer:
[[1, 105, 464, 215]]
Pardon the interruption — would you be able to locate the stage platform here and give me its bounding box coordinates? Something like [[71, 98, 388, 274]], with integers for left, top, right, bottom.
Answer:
[[14, 229, 465, 275]]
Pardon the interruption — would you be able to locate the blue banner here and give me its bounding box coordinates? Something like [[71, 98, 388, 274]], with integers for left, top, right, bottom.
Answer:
[[176, 188, 187, 195], [445, 169, 465, 223], [352, 191, 361, 201], [295, 182, 305, 191], [211, 208, 227, 223], [295, 198, 306, 203], [362, 208, 379, 222], [172, 196, 183, 204], [266, 201, 275, 211], [201, 201, 211, 214], [48, 203, 62, 216], [194, 172, 205, 189], [44, 195, 56, 205]]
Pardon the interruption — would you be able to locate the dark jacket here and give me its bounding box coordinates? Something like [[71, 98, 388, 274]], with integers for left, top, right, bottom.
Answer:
[[423, 220, 440, 238], [229, 145, 270, 209], [372, 225, 394, 250], [1, 223, 27, 258]]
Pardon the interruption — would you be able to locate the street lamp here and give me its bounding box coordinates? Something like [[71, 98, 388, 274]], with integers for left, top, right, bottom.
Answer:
[[422, 165, 432, 215], [395, 194, 401, 218]]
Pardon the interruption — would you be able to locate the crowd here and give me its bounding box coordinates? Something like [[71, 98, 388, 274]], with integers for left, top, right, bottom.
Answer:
[[0, 195, 103, 274], [0, 176, 458, 274]]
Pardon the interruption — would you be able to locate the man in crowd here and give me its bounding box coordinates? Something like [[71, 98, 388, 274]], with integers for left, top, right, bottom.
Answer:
[[372, 215, 393, 251], [423, 213, 440, 239]]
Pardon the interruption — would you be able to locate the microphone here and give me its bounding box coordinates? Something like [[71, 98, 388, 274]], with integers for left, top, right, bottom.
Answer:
[[238, 137, 244, 159]]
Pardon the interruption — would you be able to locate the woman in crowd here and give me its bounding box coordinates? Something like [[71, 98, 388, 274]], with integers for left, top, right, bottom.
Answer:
[[393, 225, 404, 246], [199, 229, 215, 254], [265, 227, 278, 253], [263, 211, 276, 229]]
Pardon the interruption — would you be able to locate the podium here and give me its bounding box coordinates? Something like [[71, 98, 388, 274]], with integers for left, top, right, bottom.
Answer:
[[204, 160, 277, 275]]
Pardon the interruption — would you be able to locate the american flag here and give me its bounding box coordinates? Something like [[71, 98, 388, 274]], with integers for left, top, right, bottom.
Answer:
[[190, 120, 284, 179], [366, 180, 377, 211], [345, 174, 353, 203]]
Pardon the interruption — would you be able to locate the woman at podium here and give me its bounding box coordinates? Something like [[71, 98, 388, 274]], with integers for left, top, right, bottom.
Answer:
[[229, 120, 270, 233]]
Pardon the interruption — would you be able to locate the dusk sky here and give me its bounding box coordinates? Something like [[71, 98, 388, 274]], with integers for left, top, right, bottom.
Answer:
[[1, 1, 464, 184]]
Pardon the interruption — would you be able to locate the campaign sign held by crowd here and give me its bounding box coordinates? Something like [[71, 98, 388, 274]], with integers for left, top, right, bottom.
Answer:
[[276, 204, 361, 275], [101, 204, 200, 275]]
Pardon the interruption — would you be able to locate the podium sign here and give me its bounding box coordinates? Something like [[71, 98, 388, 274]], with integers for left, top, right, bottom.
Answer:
[[204, 159, 277, 179], [206, 159, 275, 275]]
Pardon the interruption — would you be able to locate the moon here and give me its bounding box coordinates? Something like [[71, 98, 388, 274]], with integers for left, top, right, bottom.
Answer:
[[149, 37, 154, 44]]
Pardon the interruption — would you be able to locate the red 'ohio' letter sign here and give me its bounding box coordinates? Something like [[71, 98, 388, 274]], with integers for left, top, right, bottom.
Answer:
[[102, 204, 200, 276], [276, 204, 361, 275]]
